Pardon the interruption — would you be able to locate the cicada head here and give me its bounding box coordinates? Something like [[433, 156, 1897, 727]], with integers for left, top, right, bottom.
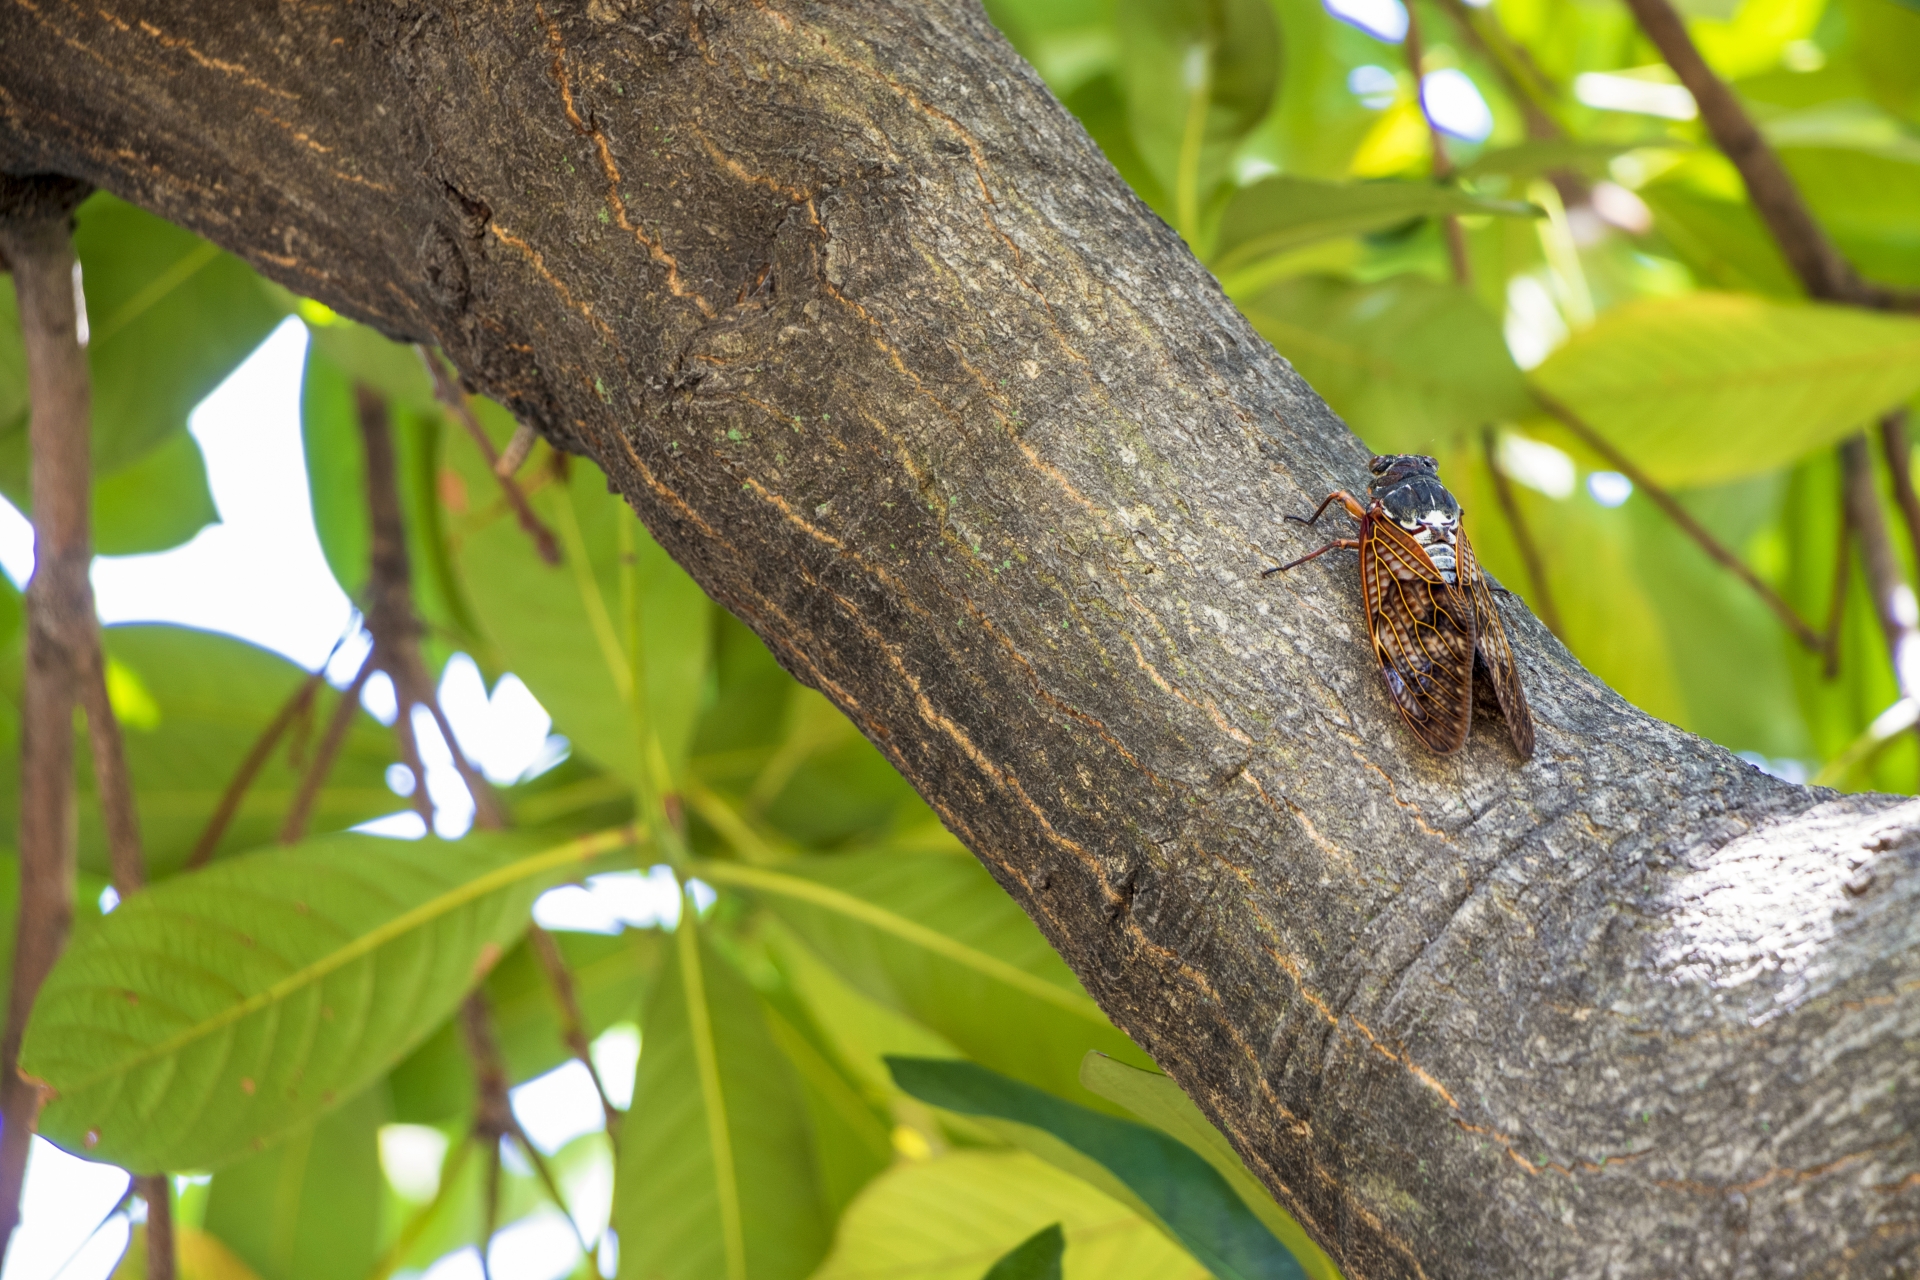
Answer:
[[1368, 454, 1463, 582]]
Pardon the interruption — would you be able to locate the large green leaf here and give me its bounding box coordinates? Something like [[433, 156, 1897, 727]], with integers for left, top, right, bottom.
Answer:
[[0, 194, 284, 500], [1526, 293, 1920, 487], [203, 1082, 387, 1280], [1079, 1055, 1342, 1280], [449, 405, 712, 797], [811, 1150, 1206, 1280], [615, 919, 830, 1280], [1241, 274, 1534, 454], [1212, 178, 1533, 278], [698, 852, 1151, 1105], [20, 826, 633, 1171], [1115, 0, 1280, 233], [890, 1057, 1304, 1280]]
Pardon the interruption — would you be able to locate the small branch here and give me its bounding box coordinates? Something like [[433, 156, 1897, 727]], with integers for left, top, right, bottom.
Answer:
[[1479, 428, 1563, 636], [279, 653, 376, 845], [1879, 410, 1920, 583], [527, 925, 621, 1137], [188, 668, 324, 868], [1536, 390, 1826, 652], [459, 993, 592, 1264], [135, 1174, 175, 1280], [0, 176, 92, 1261], [1840, 433, 1920, 700], [418, 347, 561, 565], [1403, 4, 1471, 286], [1620, 0, 1890, 308], [1822, 491, 1851, 680], [355, 383, 507, 833]]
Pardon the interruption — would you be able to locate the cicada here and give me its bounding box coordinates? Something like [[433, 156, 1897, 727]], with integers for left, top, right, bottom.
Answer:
[[1266, 454, 1533, 759]]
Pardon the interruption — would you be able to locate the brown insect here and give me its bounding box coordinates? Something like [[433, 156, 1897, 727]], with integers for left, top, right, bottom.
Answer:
[[1266, 454, 1533, 759]]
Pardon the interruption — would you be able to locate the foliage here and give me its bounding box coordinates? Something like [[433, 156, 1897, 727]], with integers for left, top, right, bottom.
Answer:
[[2, 0, 1918, 1277]]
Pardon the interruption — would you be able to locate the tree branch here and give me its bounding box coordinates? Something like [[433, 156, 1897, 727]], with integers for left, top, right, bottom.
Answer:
[[354, 384, 505, 832], [0, 175, 91, 1260], [9, 4, 1920, 1271], [134, 1175, 174, 1280], [1620, 0, 1901, 308], [527, 925, 621, 1138]]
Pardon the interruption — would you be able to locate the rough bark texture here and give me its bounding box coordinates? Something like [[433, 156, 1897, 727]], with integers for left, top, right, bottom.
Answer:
[[4, 3, 1919, 1276]]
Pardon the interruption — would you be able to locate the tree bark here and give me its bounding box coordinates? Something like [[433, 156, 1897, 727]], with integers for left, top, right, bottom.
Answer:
[[4, 4, 1919, 1275]]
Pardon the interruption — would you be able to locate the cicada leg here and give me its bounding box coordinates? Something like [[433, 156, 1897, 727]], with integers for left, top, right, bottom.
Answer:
[[1264, 537, 1362, 577]]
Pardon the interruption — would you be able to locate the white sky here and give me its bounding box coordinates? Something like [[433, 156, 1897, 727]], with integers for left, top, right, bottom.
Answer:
[[0, 319, 651, 1280]]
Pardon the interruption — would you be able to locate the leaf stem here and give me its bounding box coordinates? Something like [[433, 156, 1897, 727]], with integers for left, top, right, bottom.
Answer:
[[1404, 5, 1470, 287], [677, 903, 746, 1280], [1173, 46, 1210, 247], [1534, 390, 1825, 652], [189, 666, 324, 867], [418, 346, 561, 565], [527, 925, 622, 1138]]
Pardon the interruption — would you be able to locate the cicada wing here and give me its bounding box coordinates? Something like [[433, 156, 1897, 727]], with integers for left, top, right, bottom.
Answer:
[[1359, 516, 1476, 754], [1458, 531, 1535, 759]]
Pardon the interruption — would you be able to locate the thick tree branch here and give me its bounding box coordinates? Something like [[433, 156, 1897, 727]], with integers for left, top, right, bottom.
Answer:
[[6, 4, 1920, 1274]]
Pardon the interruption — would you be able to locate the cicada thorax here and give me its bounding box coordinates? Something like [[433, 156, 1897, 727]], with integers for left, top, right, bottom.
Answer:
[[1370, 466, 1464, 585]]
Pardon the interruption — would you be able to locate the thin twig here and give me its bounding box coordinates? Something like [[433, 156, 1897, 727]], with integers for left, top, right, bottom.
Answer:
[[1479, 428, 1563, 636], [135, 1174, 174, 1280], [1403, 5, 1471, 286], [279, 653, 376, 845], [355, 383, 506, 833], [1840, 434, 1920, 700], [187, 668, 324, 868], [1879, 410, 1920, 581], [418, 347, 561, 565], [1432, 0, 1562, 141], [1822, 490, 1851, 680], [0, 177, 92, 1261], [459, 994, 593, 1265], [1536, 390, 1825, 652], [527, 925, 621, 1137], [1620, 0, 1900, 309]]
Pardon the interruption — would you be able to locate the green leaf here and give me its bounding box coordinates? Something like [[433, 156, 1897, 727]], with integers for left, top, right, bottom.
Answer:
[[0, 194, 284, 502], [1115, 0, 1281, 234], [697, 853, 1152, 1105], [21, 825, 634, 1171], [113, 1224, 265, 1280], [889, 1057, 1304, 1280], [615, 918, 830, 1280], [984, 1223, 1066, 1280], [1079, 1055, 1342, 1280], [1456, 140, 1639, 181], [203, 1082, 388, 1280], [1240, 274, 1533, 454], [1212, 178, 1534, 279], [811, 1149, 1207, 1280], [93, 429, 219, 556], [1526, 293, 1920, 487]]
